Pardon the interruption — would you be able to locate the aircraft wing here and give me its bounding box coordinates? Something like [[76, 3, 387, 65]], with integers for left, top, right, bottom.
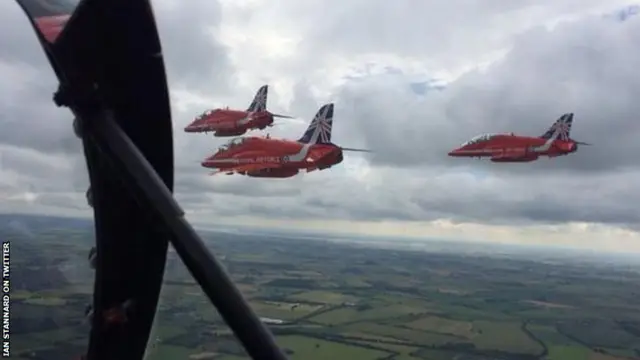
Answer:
[[210, 162, 282, 175]]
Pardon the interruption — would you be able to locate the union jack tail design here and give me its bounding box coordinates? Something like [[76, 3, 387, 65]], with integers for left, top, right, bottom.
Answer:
[[246, 85, 268, 112], [541, 113, 573, 141], [298, 103, 334, 144]]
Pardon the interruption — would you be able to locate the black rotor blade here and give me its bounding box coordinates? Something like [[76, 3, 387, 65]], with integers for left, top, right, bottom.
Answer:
[[14, 0, 289, 359]]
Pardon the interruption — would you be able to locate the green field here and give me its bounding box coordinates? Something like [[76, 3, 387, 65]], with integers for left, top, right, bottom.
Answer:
[[250, 300, 323, 320], [405, 315, 475, 337], [289, 290, 359, 305], [277, 335, 392, 360], [472, 320, 543, 354], [309, 303, 426, 325], [8, 214, 640, 360]]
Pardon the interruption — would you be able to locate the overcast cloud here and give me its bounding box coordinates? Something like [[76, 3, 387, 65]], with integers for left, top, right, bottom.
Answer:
[[1, 0, 639, 250]]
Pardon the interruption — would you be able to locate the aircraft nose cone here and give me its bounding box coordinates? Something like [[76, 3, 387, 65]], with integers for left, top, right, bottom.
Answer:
[[184, 121, 199, 132], [201, 157, 214, 167], [448, 148, 466, 157]]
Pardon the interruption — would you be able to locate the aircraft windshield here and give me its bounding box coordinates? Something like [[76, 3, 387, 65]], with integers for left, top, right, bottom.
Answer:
[[196, 109, 214, 119], [218, 137, 245, 151], [461, 133, 497, 146]]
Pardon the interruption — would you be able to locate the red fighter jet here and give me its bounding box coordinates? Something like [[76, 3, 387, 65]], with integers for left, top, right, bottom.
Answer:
[[184, 85, 294, 137], [448, 113, 591, 162], [201, 103, 371, 177]]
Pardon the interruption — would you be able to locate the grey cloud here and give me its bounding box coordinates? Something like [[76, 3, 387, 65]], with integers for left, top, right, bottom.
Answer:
[[0, 4, 83, 158], [407, 168, 640, 226], [0, 145, 88, 195], [174, 164, 639, 228], [154, 0, 235, 96], [2, 0, 639, 231], [288, 80, 320, 120], [295, 167, 640, 226], [31, 192, 87, 210], [0, 62, 79, 155], [170, 42, 640, 228], [175, 171, 303, 198], [0, 2, 53, 66], [258, 0, 624, 74], [177, 192, 322, 220], [334, 14, 640, 173]]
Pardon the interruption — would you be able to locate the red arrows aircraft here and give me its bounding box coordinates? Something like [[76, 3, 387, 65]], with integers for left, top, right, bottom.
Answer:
[[201, 103, 370, 178], [448, 113, 590, 162], [184, 85, 294, 137]]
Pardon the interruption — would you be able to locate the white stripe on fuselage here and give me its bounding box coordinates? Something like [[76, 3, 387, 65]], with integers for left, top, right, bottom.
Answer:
[[237, 112, 254, 125], [208, 141, 313, 166], [454, 149, 499, 155], [288, 143, 312, 162], [530, 126, 561, 153], [289, 119, 321, 162]]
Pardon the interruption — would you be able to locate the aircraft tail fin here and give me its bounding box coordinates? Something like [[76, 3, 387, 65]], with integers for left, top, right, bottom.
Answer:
[[298, 103, 333, 144], [247, 85, 268, 112], [541, 113, 573, 141]]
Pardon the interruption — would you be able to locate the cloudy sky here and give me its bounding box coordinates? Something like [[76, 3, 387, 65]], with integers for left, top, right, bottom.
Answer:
[[1, 0, 640, 253]]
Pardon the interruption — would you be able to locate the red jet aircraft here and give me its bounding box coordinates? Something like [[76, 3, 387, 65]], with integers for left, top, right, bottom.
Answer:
[[184, 85, 293, 137], [201, 103, 370, 178], [448, 113, 590, 162]]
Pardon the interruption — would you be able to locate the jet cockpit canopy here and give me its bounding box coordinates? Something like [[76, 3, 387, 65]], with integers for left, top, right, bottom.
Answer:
[[218, 137, 245, 151], [196, 109, 214, 119], [461, 133, 498, 147]]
